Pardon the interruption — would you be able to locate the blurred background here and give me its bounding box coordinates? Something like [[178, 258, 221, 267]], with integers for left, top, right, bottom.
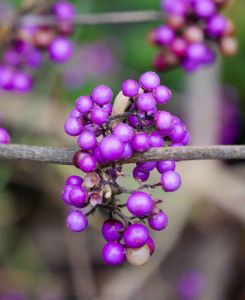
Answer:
[[0, 0, 244, 299]]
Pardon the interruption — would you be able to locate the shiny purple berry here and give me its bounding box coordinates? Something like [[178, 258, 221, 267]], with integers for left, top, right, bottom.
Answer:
[[69, 185, 87, 208], [53, 0, 75, 21], [131, 132, 150, 152], [121, 142, 133, 160], [78, 130, 97, 151], [127, 191, 153, 217], [49, 37, 73, 63], [149, 131, 164, 147], [102, 242, 125, 265], [161, 171, 181, 192], [170, 123, 186, 143], [113, 123, 134, 142], [77, 153, 97, 173], [66, 211, 88, 232], [66, 175, 83, 186], [155, 111, 174, 136], [137, 93, 156, 112], [139, 71, 160, 91], [91, 85, 113, 105], [123, 224, 149, 248], [156, 160, 176, 173], [206, 14, 227, 38], [122, 79, 139, 97], [102, 219, 124, 242], [64, 117, 83, 136], [99, 135, 125, 161], [133, 166, 150, 182], [153, 86, 172, 104], [148, 210, 168, 231], [75, 96, 93, 114], [90, 106, 108, 126]]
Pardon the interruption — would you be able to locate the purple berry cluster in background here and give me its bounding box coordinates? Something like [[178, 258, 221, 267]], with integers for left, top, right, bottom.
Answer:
[[149, 0, 238, 73], [62, 71, 191, 266], [0, 1, 75, 93]]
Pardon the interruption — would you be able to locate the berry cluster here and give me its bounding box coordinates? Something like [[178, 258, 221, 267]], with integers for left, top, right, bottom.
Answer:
[[62, 71, 191, 266], [149, 0, 238, 72], [0, 1, 75, 93]]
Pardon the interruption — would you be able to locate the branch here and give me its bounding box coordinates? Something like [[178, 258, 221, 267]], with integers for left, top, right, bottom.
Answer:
[[0, 144, 245, 166], [20, 10, 164, 26]]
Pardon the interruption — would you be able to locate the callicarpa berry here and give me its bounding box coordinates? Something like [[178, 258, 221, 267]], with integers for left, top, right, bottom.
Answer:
[[150, 0, 238, 72], [66, 211, 88, 232], [62, 72, 190, 266], [102, 242, 125, 266], [102, 219, 124, 242], [49, 37, 73, 63], [127, 191, 153, 217], [148, 210, 168, 231], [0, 127, 11, 144]]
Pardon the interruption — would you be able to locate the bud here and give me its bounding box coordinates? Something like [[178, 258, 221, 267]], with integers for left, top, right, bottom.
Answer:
[[89, 191, 103, 207], [84, 172, 101, 189], [184, 26, 204, 43]]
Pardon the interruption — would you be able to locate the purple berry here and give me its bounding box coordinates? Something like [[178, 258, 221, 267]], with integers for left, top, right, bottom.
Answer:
[[155, 111, 174, 136], [127, 191, 153, 217], [123, 224, 149, 248], [77, 153, 97, 173], [137, 161, 157, 172], [0, 127, 11, 144], [66, 175, 83, 186], [206, 14, 227, 38], [49, 37, 73, 63], [137, 93, 156, 112], [131, 132, 150, 152], [170, 123, 186, 143], [161, 171, 181, 192], [64, 117, 83, 136], [102, 219, 124, 242], [153, 86, 172, 104], [181, 131, 191, 145], [194, 0, 216, 19], [75, 96, 93, 114], [128, 115, 139, 128], [149, 131, 164, 147], [103, 103, 113, 115], [113, 123, 134, 142], [69, 185, 87, 208], [70, 108, 82, 118], [122, 79, 139, 97], [139, 71, 160, 91], [147, 237, 155, 256], [133, 166, 150, 182], [78, 130, 97, 151], [61, 184, 73, 205], [66, 211, 88, 232], [148, 210, 168, 231], [102, 242, 125, 265], [156, 160, 176, 173], [90, 106, 108, 126], [53, 0, 75, 21], [91, 85, 113, 105], [12, 72, 33, 93], [99, 135, 125, 161], [154, 25, 175, 46], [121, 142, 133, 160]]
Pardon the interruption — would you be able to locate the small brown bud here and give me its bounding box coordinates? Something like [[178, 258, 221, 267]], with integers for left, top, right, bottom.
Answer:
[[34, 28, 55, 48], [89, 191, 103, 207]]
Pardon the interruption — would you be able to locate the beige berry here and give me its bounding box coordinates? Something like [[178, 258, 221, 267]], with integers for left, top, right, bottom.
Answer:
[[184, 26, 204, 43], [167, 15, 185, 31], [126, 244, 150, 266], [220, 36, 238, 57]]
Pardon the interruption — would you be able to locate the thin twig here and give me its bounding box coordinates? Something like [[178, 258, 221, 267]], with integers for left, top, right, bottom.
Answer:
[[20, 10, 164, 26], [0, 144, 245, 165]]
